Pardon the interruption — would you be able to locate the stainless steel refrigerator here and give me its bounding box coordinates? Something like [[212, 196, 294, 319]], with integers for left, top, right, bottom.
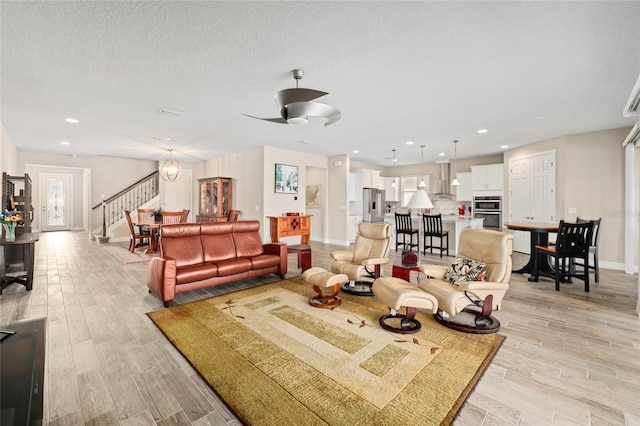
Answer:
[[363, 187, 385, 222]]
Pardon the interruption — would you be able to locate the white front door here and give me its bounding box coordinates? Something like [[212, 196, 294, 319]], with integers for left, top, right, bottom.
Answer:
[[40, 173, 72, 232]]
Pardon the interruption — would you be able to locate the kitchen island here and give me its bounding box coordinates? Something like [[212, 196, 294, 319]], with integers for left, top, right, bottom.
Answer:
[[384, 214, 484, 256]]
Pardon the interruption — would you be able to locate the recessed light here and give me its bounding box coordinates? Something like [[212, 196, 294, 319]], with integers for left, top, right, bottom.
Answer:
[[500, 145, 509, 149], [153, 136, 171, 141], [65, 117, 79, 124], [60, 141, 71, 145], [438, 153, 445, 156], [299, 139, 312, 145], [477, 129, 488, 134], [353, 150, 359, 153], [405, 141, 414, 145], [536, 116, 546, 120]]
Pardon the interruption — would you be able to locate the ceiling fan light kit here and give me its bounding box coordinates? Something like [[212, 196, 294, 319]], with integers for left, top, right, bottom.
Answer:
[[245, 69, 341, 126]]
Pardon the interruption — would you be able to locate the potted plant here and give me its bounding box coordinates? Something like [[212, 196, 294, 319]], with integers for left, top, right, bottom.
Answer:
[[151, 208, 162, 223]]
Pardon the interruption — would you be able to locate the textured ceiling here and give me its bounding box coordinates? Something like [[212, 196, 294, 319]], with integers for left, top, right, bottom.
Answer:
[[1, 1, 639, 167]]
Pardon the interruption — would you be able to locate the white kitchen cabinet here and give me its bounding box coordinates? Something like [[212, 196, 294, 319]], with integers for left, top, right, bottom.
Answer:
[[454, 172, 472, 201], [383, 177, 399, 202], [471, 164, 504, 192]]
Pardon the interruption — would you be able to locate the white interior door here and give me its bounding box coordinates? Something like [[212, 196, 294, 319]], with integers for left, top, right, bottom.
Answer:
[[40, 173, 72, 232]]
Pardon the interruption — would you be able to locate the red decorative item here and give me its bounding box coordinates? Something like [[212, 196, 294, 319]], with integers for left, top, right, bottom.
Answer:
[[401, 251, 418, 265], [458, 205, 466, 216], [286, 212, 300, 216]]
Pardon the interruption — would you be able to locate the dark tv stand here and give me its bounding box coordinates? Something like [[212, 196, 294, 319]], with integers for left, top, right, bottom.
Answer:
[[0, 318, 46, 426]]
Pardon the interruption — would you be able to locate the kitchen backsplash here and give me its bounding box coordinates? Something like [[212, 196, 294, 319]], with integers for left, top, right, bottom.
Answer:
[[387, 194, 471, 216]]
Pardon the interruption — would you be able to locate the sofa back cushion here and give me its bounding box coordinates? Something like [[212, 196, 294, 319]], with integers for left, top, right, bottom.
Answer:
[[160, 224, 204, 267], [200, 222, 238, 262], [231, 221, 265, 258]]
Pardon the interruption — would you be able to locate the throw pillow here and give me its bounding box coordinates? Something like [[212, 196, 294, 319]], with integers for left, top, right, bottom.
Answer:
[[443, 258, 486, 285]]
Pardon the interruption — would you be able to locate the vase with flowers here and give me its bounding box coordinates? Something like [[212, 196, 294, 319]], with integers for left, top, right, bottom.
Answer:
[[1, 210, 21, 241]]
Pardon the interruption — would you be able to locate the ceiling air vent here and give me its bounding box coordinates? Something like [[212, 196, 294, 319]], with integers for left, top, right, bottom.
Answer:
[[157, 107, 186, 117], [623, 74, 640, 117]]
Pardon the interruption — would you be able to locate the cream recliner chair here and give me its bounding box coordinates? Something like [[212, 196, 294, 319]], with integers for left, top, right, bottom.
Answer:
[[418, 228, 513, 334], [330, 222, 391, 296]]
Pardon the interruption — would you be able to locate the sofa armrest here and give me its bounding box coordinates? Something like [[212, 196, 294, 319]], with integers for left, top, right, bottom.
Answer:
[[147, 257, 177, 306], [361, 257, 389, 266], [330, 250, 353, 261], [264, 243, 287, 277], [418, 264, 447, 279]]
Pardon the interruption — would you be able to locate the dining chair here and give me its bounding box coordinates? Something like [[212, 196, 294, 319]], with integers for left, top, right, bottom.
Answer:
[[136, 208, 155, 235], [533, 220, 594, 292], [124, 210, 150, 253], [572, 217, 601, 283], [422, 213, 449, 257], [228, 209, 240, 222], [161, 210, 184, 224], [394, 212, 418, 252], [179, 209, 190, 223]]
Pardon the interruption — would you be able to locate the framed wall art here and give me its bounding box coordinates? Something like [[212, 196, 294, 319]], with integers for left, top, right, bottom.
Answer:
[[306, 184, 320, 208], [275, 163, 298, 194]]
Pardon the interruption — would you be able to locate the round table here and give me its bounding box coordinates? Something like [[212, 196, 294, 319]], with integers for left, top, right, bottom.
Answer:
[[505, 222, 558, 281]]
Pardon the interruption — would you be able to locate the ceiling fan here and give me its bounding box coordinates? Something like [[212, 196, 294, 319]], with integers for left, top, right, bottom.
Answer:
[[244, 69, 341, 126]]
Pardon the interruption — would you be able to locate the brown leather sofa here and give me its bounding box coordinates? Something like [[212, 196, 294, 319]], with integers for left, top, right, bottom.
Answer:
[[147, 221, 287, 307]]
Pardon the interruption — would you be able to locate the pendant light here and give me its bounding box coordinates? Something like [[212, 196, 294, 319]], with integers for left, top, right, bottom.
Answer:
[[390, 149, 397, 188], [159, 148, 182, 182], [451, 140, 460, 186], [418, 144, 427, 188]]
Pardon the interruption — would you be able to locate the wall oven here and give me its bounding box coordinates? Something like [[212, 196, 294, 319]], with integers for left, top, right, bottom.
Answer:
[[473, 196, 502, 230]]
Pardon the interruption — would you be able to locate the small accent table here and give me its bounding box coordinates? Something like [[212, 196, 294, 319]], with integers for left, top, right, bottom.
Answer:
[[391, 258, 420, 281], [267, 215, 311, 244], [1, 233, 39, 294], [287, 244, 312, 272]]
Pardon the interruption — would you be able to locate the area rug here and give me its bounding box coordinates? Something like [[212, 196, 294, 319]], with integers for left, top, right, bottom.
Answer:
[[103, 244, 150, 264], [147, 278, 505, 425]]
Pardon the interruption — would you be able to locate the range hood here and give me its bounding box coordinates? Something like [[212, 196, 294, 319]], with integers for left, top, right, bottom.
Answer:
[[431, 161, 452, 196]]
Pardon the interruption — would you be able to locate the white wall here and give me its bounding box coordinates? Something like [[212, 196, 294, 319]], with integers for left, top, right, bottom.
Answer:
[[504, 127, 635, 267], [0, 124, 19, 175], [200, 146, 336, 244]]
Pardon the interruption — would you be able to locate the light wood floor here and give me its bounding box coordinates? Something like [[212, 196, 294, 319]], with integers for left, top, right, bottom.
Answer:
[[1, 231, 639, 425]]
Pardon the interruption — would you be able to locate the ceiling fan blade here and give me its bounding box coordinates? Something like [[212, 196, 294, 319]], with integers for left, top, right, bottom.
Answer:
[[275, 88, 328, 109], [242, 113, 287, 124], [285, 102, 342, 126]]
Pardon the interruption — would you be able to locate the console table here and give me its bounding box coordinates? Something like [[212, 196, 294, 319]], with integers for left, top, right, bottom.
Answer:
[[267, 215, 311, 244], [1, 233, 39, 294], [0, 318, 46, 426]]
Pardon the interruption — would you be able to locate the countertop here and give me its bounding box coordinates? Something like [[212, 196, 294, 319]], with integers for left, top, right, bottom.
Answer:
[[384, 213, 482, 223]]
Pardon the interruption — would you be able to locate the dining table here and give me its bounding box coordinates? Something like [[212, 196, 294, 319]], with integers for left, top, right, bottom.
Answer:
[[504, 222, 558, 281], [136, 223, 161, 254]]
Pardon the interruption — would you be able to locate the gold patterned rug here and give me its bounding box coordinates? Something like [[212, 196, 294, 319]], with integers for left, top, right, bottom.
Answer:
[[147, 278, 504, 425]]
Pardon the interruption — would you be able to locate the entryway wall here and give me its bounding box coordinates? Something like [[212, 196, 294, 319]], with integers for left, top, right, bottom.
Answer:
[[305, 166, 326, 242]]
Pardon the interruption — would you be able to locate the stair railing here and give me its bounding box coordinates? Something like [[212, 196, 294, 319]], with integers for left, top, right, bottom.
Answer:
[[91, 171, 159, 230]]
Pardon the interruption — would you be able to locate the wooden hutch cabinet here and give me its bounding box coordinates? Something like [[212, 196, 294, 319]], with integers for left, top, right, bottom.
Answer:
[[196, 177, 233, 222], [2, 172, 33, 234]]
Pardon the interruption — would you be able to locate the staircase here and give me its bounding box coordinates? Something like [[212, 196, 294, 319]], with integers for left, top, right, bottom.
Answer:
[[92, 171, 159, 239]]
